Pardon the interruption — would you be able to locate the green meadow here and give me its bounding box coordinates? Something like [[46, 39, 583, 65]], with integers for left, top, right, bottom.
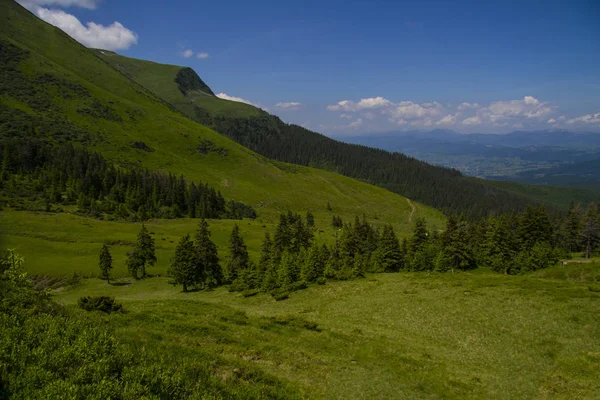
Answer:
[[52, 265, 600, 399]]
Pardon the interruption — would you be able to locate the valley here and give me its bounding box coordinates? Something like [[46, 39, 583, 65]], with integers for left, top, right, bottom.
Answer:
[[1, 0, 600, 398]]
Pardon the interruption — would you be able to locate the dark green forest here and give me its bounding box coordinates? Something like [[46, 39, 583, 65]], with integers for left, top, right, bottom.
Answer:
[[0, 139, 256, 220]]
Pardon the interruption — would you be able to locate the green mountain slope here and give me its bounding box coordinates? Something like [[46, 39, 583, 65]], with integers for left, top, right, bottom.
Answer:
[[0, 0, 443, 233], [94, 51, 600, 215]]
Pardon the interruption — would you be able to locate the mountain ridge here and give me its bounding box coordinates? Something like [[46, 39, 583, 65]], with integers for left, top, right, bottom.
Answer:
[[93, 50, 600, 215]]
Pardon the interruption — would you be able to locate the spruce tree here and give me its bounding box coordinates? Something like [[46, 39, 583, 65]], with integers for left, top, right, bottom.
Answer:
[[410, 217, 429, 255], [195, 219, 220, 287], [98, 244, 112, 283], [169, 234, 200, 292], [258, 231, 272, 279], [306, 211, 315, 229], [135, 224, 157, 278], [371, 224, 403, 272], [565, 202, 583, 253], [581, 204, 600, 259], [439, 217, 475, 273], [225, 224, 249, 283]]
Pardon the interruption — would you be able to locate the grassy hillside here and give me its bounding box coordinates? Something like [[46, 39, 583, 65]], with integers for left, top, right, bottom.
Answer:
[[53, 266, 600, 399], [0, 0, 443, 228], [94, 51, 600, 215]]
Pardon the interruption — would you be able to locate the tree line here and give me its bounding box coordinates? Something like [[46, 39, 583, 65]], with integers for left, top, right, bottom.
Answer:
[[100, 202, 600, 296], [0, 139, 256, 220]]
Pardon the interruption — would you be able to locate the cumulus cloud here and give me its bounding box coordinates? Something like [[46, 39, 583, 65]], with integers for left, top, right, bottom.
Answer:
[[196, 52, 209, 59], [32, 7, 137, 50], [216, 93, 258, 107], [567, 112, 600, 125], [324, 94, 581, 132], [275, 101, 302, 110], [348, 118, 363, 129], [462, 116, 482, 125], [386, 101, 443, 121], [181, 49, 193, 58], [327, 96, 391, 112], [436, 114, 457, 125], [457, 102, 480, 110], [486, 96, 552, 120], [19, 0, 100, 9]]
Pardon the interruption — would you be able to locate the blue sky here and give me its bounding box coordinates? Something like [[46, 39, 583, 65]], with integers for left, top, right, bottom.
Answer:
[[18, 0, 600, 135]]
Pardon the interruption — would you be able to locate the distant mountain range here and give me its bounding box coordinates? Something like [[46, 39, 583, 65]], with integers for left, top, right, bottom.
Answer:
[[339, 130, 600, 191]]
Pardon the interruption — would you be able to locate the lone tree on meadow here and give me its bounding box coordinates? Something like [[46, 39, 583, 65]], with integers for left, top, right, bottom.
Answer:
[[127, 224, 157, 279], [169, 234, 202, 292], [98, 244, 113, 283], [195, 219, 221, 288]]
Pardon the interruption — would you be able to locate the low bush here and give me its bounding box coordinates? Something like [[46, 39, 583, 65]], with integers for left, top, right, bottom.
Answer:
[[78, 296, 123, 313]]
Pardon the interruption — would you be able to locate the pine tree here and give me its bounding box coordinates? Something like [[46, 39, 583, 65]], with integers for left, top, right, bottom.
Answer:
[[169, 234, 200, 292], [301, 245, 322, 282], [410, 217, 429, 255], [482, 215, 517, 274], [306, 210, 315, 229], [371, 224, 403, 272], [439, 216, 475, 273], [126, 249, 143, 279], [565, 202, 583, 253], [274, 214, 291, 252], [98, 244, 112, 283], [262, 257, 280, 291], [134, 224, 157, 278], [581, 204, 600, 259], [258, 231, 272, 280], [225, 224, 249, 283], [195, 219, 220, 287]]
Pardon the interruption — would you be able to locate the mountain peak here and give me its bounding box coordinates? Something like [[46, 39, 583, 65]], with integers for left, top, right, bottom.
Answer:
[[175, 67, 215, 97]]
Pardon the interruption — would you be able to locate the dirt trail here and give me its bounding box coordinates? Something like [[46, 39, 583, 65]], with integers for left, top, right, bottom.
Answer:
[[407, 198, 416, 223]]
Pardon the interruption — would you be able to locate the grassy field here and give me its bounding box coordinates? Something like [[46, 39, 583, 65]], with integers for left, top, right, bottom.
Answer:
[[53, 265, 600, 399], [0, 207, 442, 277]]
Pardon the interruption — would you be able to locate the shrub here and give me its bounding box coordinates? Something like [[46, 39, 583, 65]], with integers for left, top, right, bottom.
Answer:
[[316, 277, 326, 285], [286, 280, 307, 292], [273, 291, 289, 301], [77, 296, 123, 313], [242, 289, 259, 298]]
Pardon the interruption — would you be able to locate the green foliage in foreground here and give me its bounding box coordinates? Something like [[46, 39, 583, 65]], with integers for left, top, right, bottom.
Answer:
[[0, 252, 299, 399]]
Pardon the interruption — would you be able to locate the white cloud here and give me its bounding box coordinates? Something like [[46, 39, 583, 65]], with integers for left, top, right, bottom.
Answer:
[[216, 92, 258, 107], [457, 102, 480, 110], [486, 96, 552, 121], [324, 94, 576, 132], [33, 7, 138, 50], [462, 116, 482, 125], [436, 114, 457, 125], [567, 112, 600, 125], [196, 52, 209, 59], [327, 96, 391, 112], [19, 0, 100, 9], [182, 49, 193, 58], [386, 101, 444, 121], [348, 118, 363, 129], [275, 101, 302, 110]]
